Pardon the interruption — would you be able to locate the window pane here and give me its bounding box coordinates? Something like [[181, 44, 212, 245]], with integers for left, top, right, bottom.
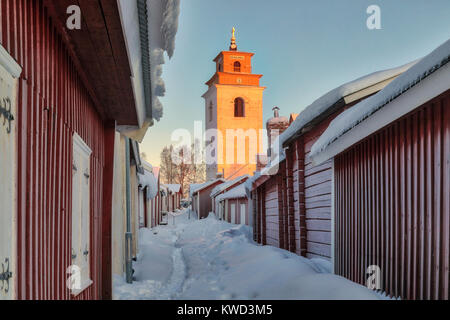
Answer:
[[234, 98, 244, 117], [234, 61, 241, 72]]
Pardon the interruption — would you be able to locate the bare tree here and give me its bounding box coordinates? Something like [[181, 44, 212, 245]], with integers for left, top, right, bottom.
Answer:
[[159, 142, 206, 198], [160, 145, 175, 184]]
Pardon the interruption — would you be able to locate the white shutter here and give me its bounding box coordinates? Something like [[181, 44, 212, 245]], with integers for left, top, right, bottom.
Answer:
[[71, 133, 92, 295], [0, 44, 21, 300], [240, 204, 246, 225]]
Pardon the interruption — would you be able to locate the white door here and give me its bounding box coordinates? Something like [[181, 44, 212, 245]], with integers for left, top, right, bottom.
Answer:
[[230, 204, 236, 224], [71, 133, 92, 295], [0, 45, 21, 300], [240, 204, 246, 225]]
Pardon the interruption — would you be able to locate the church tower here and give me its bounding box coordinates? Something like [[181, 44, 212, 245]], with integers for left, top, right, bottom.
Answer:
[[202, 28, 265, 180]]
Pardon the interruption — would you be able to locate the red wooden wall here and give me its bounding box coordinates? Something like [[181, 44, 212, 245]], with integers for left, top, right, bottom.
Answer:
[[254, 118, 336, 259], [148, 190, 161, 228], [263, 180, 280, 247], [225, 198, 249, 225], [334, 91, 450, 300], [301, 119, 335, 259], [1, 0, 106, 299]]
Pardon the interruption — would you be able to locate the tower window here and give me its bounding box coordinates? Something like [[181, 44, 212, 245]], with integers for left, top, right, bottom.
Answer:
[[209, 102, 213, 122], [233, 61, 241, 72], [234, 98, 245, 117]]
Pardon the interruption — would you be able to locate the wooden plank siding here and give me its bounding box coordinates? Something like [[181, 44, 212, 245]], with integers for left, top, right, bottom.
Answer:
[[225, 198, 249, 225], [300, 118, 335, 260], [334, 90, 450, 300], [0, 0, 112, 299], [256, 115, 338, 260]]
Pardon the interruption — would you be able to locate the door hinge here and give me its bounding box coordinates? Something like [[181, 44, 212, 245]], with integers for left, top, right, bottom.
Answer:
[[0, 97, 14, 134], [71, 248, 77, 260], [0, 258, 12, 293]]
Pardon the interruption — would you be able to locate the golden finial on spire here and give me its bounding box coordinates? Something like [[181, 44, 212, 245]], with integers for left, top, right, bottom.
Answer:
[[229, 27, 237, 51]]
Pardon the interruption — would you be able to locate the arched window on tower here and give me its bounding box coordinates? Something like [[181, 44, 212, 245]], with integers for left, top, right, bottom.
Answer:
[[233, 61, 241, 72], [234, 98, 244, 117], [209, 102, 213, 122]]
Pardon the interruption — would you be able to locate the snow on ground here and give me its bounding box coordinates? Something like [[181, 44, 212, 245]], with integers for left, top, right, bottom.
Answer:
[[113, 210, 380, 300]]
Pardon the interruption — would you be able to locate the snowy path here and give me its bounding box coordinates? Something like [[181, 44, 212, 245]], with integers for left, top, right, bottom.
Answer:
[[113, 210, 381, 300]]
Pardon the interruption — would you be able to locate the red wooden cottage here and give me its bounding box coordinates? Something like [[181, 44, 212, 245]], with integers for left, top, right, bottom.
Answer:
[[210, 174, 249, 220], [191, 179, 225, 219], [216, 184, 251, 226], [0, 0, 179, 300], [163, 184, 182, 213], [249, 62, 414, 259], [310, 39, 450, 300], [138, 162, 160, 229], [148, 166, 162, 228]]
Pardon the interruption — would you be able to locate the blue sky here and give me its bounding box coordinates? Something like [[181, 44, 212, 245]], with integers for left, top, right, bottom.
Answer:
[[141, 0, 450, 166]]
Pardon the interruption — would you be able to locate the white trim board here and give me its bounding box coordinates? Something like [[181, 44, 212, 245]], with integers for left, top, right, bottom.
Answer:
[[73, 133, 92, 156], [312, 62, 450, 166], [330, 158, 335, 273], [0, 44, 22, 78]]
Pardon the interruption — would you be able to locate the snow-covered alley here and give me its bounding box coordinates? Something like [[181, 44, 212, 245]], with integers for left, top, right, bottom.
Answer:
[[113, 210, 382, 300]]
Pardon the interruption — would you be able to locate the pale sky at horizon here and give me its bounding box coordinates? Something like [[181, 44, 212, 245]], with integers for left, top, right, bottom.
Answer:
[[140, 0, 450, 167]]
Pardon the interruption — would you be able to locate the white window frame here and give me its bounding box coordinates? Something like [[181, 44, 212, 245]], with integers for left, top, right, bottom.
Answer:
[[71, 133, 93, 296]]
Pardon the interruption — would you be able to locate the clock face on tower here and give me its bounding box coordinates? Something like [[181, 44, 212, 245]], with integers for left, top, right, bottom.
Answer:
[[236, 78, 242, 84]]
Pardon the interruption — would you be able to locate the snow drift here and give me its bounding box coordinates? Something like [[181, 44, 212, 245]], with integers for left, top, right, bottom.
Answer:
[[114, 210, 381, 300]]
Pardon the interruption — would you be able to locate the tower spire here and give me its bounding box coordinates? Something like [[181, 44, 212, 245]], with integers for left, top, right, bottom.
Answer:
[[229, 27, 237, 51]]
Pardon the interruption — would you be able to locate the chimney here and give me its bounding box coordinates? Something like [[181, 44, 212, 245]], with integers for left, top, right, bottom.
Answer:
[[256, 153, 268, 172], [266, 107, 289, 158]]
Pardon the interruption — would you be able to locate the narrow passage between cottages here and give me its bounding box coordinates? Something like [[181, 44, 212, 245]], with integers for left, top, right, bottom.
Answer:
[[113, 209, 386, 300]]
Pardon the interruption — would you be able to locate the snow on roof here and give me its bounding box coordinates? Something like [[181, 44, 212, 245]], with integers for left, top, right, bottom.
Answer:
[[310, 38, 450, 161], [244, 147, 287, 194], [216, 184, 247, 202], [163, 184, 181, 194], [189, 183, 204, 197], [210, 175, 250, 198], [241, 61, 414, 191], [138, 166, 158, 200], [189, 179, 225, 197], [267, 116, 289, 125], [278, 60, 417, 149]]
